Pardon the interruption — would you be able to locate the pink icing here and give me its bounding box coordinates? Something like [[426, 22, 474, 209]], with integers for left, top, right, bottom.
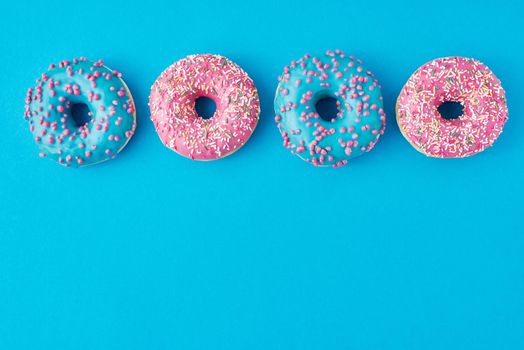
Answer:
[[149, 54, 260, 160], [396, 57, 508, 158]]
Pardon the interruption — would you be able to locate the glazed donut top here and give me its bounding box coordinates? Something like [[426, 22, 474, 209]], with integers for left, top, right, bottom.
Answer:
[[24, 57, 136, 167], [274, 49, 386, 167], [149, 54, 260, 160], [396, 56, 508, 158]]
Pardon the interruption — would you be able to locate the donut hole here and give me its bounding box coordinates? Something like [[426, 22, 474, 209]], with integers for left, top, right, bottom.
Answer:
[[316, 97, 339, 122], [437, 101, 464, 120], [71, 103, 92, 127], [195, 96, 217, 120]]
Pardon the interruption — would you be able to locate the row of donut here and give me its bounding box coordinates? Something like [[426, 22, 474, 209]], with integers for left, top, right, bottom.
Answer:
[[24, 50, 508, 168]]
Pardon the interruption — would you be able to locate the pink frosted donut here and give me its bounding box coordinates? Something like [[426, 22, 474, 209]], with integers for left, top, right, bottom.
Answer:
[[149, 54, 260, 160], [396, 57, 508, 158]]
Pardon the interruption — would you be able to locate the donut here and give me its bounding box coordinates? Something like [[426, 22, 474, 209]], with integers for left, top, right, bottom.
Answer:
[[274, 49, 386, 168], [149, 54, 260, 160], [396, 56, 508, 158], [24, 57, 136, 167]]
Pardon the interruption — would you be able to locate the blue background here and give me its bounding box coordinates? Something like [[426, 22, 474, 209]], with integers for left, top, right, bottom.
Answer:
[[1, 0, 523, 349]]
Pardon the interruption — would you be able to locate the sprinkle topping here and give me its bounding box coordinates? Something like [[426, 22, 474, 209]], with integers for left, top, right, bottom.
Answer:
[[396, 56, 508, 158], [24, 58, 136, 167], [274, 49, 386, 168], [149, 54, 260, 160]]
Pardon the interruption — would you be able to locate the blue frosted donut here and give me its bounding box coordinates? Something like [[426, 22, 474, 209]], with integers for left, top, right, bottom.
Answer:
[[274, 49, 386, 167], [24, 58, 136, 167]]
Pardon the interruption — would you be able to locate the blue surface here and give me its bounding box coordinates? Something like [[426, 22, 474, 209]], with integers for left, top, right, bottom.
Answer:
[[1, 1, 523, 349]]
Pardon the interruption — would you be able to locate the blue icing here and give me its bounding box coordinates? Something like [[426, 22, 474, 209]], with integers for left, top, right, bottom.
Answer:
[[24, 58, 136, 167], [274, 49, 386, 167]]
